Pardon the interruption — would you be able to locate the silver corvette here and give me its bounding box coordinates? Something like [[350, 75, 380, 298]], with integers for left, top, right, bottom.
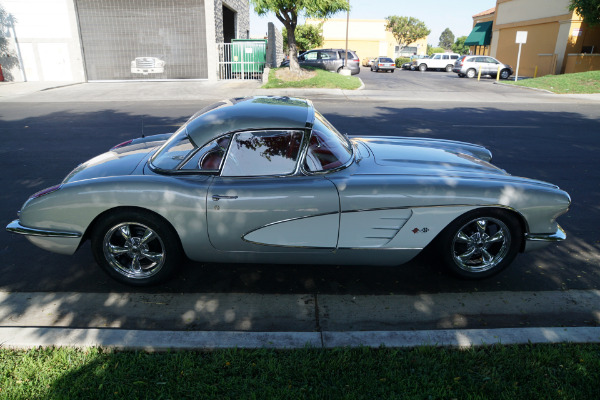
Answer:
[[7, 97, 570, 286]]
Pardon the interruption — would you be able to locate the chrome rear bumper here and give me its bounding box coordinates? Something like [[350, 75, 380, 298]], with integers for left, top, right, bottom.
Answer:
[[6, 219, 82, 238], [523, 225, 566, 252]]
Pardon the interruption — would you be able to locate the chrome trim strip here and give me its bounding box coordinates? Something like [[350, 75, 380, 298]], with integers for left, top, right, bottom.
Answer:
[[525, 225, 566, 242], [6, 219, 82, 238]]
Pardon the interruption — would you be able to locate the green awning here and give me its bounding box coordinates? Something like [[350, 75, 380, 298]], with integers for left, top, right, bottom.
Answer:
[[464, 21, 493, 46]]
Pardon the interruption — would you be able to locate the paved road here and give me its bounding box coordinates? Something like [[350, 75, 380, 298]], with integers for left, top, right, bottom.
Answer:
[[1, 78, 599, 334]]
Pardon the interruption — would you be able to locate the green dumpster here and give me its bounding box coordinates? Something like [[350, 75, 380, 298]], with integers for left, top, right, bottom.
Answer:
[[231, 39, 267, 76]]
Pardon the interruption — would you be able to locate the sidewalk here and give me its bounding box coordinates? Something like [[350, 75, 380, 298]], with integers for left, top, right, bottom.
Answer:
[[1, 290, 599, 349], [2, 80, 600, 104]]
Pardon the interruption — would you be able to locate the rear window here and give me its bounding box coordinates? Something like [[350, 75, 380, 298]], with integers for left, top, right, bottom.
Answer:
[[379, 58, 394, 63], [338, 51, 357, 60]]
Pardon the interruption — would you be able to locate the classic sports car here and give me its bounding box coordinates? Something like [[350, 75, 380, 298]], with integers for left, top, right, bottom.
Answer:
[[7, 97, 570, 286]]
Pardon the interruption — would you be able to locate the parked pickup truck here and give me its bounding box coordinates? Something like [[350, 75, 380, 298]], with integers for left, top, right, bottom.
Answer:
[[414, 53, 460, 72]]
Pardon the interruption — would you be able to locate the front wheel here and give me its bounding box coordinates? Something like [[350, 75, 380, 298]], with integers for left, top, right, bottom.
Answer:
[[91, 209, 182, 286], [437, 210, 522, 279], [419, 64, 427, 72], [500, 69, 511, 79]]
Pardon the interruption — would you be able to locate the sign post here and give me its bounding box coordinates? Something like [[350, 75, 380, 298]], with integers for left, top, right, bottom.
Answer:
[[515, 31, 528, 81]]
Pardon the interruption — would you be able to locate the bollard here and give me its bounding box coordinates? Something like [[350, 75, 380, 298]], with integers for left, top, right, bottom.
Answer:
[[496, 65, 501, 82], [534, 66, 538, 78], [477, 66, 482, 81]]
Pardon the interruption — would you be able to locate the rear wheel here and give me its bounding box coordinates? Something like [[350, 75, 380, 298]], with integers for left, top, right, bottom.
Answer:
[[438, 209, 522, 279], [419, 64, 427, 72], [445, 64, 453, 72], [91, 209, 182, 286], [466, 68, 477, 78]]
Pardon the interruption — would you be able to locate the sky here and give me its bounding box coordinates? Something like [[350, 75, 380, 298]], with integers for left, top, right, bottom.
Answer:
[[249, 0, 497, 47]]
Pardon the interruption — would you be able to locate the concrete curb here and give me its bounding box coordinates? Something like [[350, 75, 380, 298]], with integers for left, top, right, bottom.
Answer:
[[2, 326, 599, 351]]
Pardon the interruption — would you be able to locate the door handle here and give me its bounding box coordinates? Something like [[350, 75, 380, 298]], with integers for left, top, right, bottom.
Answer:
[[212, 195, 238, 201]]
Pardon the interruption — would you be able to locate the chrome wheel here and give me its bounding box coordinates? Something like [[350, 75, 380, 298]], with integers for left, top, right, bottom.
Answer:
[[103, 222, 166, 280], [451, 217, 510, 273], [466, 69, 476, 78]]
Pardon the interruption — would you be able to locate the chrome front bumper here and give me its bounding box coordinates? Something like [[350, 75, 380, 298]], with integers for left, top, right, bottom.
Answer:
[[523, 225, 566, 252], [6, 219, 82, 238]]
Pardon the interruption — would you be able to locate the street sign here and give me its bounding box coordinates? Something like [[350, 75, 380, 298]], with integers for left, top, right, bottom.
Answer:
[[516, 31, 528, 44], [515, 31, 528, 81]]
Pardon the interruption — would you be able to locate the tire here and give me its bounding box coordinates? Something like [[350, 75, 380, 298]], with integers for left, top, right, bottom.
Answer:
[[445, 64, 453, 72], [419, 64, 427, 72], [500, 69, 511, 79], [437, 209, 522, 279], [91, 209, 182, 286], [466, 68, 477, 79]]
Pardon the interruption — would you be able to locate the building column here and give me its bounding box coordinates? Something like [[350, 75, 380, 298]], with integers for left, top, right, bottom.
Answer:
[[554, 19, 573, 74], [205, 0, 218, 81]]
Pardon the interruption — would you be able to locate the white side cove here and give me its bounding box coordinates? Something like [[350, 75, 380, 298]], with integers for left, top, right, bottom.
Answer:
[[243, 214, 339, 248], [338, 209, 412, 248]]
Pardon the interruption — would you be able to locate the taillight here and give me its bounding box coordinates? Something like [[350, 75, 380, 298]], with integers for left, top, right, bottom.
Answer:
[[110, 139, 133, 150], [30, 184, 62, 199]]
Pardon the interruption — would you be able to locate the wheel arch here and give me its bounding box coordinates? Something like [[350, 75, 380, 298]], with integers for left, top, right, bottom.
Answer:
[[81, 206, 183, 251], [438, 206, 529, 252]]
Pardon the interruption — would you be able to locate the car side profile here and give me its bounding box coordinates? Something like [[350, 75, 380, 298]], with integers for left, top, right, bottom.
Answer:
[[281, 49, 360, 75], [7, 97, 570, 286], [415, 53, 460, 72], [453, 55, 513, 79]]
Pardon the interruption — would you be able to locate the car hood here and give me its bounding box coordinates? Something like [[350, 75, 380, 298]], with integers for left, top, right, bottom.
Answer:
[[62, 144, 155, 184], [358, 137, 507, 177]]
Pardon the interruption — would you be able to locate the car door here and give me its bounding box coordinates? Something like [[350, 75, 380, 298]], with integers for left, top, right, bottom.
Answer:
[[206, 129, 340, 252], [300, 51, 319, 69], [485, 57, 500, 76]]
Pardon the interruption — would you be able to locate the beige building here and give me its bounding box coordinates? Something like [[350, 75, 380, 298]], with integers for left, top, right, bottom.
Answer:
[[307, 18, 428, 62], [467, 0, 600, 77]]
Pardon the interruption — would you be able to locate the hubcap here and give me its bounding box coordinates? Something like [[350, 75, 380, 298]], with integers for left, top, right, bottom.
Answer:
[[103, 222, 165, 279], [451, 217, 510, 273]]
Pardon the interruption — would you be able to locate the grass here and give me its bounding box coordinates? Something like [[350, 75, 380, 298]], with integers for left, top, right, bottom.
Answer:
[[262, 67, 362, 90], [505, 70, 600, 94], [1, 344, 599, 399]]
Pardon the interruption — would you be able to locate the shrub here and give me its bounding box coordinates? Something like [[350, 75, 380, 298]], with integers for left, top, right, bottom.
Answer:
[[395, 57, 410, 67]]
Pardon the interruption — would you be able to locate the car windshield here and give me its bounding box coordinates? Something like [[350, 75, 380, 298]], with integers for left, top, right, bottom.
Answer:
[[304, 111, 353, 172]]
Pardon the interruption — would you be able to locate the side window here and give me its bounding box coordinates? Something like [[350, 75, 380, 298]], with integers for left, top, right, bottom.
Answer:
[[442, 55, 449, 60], [304, 51, 318, 60], [181, 135, 232, 171], [433, 54, 441, 59], [221, 130, 304, 177], [451, 55, 458, 60], [486, 57, 499, 64]]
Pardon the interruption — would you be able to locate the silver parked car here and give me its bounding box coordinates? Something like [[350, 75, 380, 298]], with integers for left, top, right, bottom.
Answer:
[[453, 55, 513, 79], [7, 97, 570, 286], [371, 57, 396, 73], [281, 49, 360, 75]]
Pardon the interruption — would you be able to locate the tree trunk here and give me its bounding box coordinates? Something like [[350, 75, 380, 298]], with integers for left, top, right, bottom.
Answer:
[[286, 24, 299, 73]]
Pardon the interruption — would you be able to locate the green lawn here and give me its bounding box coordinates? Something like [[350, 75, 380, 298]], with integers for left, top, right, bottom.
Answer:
[[2, 344, 599, 399], [505, 71, 600, 94], [262, 67, 362, 90]]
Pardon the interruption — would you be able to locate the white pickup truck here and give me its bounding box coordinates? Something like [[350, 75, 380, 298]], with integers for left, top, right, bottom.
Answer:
[[414, 53, 460, 72]]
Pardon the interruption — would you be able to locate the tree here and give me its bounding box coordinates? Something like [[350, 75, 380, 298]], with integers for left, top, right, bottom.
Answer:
[[439, 28, 455, 50], [427, 46, 444, 56], [569, 0, 600, 26], [250, 0, 349, 73], [282, 23, 324, 53], [452, 36, 469, 55], [385, 16, 431, 51]]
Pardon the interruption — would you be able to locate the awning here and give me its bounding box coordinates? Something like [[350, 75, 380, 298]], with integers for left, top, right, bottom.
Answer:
[[464, 21, 493, 46]]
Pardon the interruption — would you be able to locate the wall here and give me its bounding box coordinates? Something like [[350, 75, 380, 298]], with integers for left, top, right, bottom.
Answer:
[[0, 0, 85, 82], [565, 54, 600, 73], [266, 22, 283, 67], [309, 18, 428, 61], [75, 0, 209, 80], [214, 0, 249, 43]]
